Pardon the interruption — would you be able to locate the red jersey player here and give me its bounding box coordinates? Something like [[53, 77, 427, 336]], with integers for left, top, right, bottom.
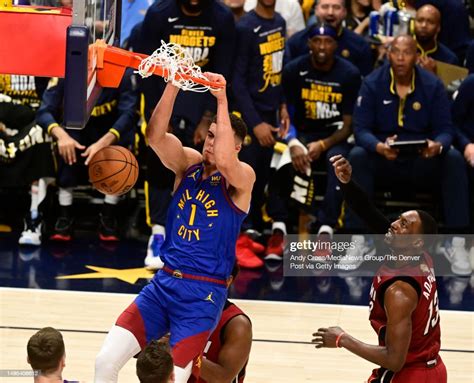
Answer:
[[312, 155, 447, 383], [188, 264, 252, 383]]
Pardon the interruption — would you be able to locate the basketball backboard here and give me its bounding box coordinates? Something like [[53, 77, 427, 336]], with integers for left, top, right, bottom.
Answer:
[[63, 0, 121, 129]]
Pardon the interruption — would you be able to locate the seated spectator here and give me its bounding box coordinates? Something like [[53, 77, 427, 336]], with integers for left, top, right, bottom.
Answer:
[[287, 0, 374, 76], [464, 40, 474, 74], [415, 0, 470, 62], [0, 74, 54, 247], [36, 69, 138, 242], [345, 0, 373, 36], [347, 35, 469, 234], [414, 4, 458, 75], [136, 340, 174, 383], [267, 23, 361, 250], [453, 74, 474, 169], [27, 327, 77, 382]]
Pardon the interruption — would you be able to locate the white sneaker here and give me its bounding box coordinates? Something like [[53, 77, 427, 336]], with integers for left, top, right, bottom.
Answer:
[[18, 217, 42, 246], [144, 233, 165, 270], [344, 277, 367, 299], [338, 235, 375, 271], [446, 277, 469, 305], [439, 237, 472, 276]]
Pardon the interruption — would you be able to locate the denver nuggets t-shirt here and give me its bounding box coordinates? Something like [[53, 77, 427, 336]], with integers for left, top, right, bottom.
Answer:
[[232, 10, 286, 129]]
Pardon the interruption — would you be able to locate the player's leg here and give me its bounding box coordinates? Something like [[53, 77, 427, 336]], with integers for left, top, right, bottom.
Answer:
[[94, 325, 141, 383], [95, 283, 170, 382], [168, 278, 227, 383]]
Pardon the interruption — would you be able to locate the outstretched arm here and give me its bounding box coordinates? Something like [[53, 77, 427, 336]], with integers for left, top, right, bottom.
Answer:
[[312, 281, 418, 372], [146, 83, 201, 178], [330, 155, 390, 233]]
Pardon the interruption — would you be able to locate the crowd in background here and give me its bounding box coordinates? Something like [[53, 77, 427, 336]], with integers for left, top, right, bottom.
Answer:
[[1, 0, 474, 276]]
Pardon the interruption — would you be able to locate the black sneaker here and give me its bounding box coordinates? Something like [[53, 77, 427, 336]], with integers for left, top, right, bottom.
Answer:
[[50, 206, 74, 242], [99, 203, 119, 241]]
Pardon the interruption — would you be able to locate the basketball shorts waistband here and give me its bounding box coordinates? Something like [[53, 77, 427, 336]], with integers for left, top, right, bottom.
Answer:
[[405, 355, 441, 369], [162, 265, 228, 286]]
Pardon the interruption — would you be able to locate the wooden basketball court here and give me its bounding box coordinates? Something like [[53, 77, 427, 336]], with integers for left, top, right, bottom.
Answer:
[[1, 287, 472, 382]]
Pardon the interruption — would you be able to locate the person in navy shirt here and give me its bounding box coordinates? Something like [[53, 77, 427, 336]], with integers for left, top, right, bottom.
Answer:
[[36, 70, 138, 242], [464, 40, 474, 74], [272, 23, 361, 235], [286, 0, 373, 76], [415, 0, 470, 62], [452, 74, 474, 173], [138, 0, 236, 268], [347, 35, 469, 231], [231, 0, 289, 240], [414, 4, 458, 75]]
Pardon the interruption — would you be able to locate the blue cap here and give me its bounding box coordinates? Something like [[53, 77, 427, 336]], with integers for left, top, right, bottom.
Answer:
[[308, 23, 338, 40]]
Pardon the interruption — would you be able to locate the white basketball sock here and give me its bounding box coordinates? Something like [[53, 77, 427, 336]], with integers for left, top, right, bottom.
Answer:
[[58, 187, 73, 207], [173, 361, 193, 383], [94, 325, 141, 383], [104, 194, 120, 205]]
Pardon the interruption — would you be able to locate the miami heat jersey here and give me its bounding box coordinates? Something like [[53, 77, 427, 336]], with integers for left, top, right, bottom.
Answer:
[[368, 253, 441, 366], [189, 301, 249, 383], [160, 164, 246, 279]]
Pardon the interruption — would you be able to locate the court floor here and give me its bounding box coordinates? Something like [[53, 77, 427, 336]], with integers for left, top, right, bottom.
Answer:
[[1, 287, 472, 382]]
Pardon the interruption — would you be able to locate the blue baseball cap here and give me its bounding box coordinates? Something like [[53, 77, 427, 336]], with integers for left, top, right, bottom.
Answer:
[[308, 23, 338, 40]]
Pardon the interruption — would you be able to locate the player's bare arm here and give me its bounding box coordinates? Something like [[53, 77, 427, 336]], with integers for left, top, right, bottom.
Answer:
[[205, 72, 256, 212], [200, 315, 252, 383], [146, 82, 201, 178], [312, 280, 418, 372]]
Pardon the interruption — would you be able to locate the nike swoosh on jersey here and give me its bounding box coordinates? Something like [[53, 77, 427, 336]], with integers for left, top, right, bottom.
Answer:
[[299, 71, 309, 76], [253, 25, 261, 33], [383, 100, 393, 105], [168, 17, 179, 22]]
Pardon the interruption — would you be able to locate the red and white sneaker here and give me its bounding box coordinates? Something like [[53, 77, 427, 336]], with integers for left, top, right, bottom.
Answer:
[[236, 233, 264, 269], [264, 231, 284, 261]]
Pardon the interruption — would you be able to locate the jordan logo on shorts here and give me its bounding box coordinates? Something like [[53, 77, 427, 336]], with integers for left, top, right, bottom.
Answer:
[[205, 292, 215, 304]]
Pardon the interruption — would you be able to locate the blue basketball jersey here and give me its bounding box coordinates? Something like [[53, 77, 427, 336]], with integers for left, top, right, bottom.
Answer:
[[159, 163, 247, 279]]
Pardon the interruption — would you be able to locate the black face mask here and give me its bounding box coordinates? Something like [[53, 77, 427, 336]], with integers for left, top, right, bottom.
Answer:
[[178, 0, 211, 14]]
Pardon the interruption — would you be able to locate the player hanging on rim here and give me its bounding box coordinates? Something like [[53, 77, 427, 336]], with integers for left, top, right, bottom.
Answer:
[[94, 72, 255, 383], [312, 155, 447, 383]]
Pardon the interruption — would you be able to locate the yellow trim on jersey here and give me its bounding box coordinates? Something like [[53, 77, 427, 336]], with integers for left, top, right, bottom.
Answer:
[[140, 93, 148, 145], [144, 180, 152, 227], [47, 123, 59, 136], [417, 40, 438, 57], [109, 128, 120, 141], [389, 68, 415, 127]]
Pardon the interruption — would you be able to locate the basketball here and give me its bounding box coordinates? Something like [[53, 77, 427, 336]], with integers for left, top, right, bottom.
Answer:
[[88, 146, 139, 196]]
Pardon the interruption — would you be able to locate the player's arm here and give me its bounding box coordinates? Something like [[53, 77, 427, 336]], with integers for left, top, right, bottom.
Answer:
[[146, 83, 201, 178], [312, 281, 418, 372], [207, 73, 256, 192], [36, 79, 85, 165], [200, 315, 252, 383]]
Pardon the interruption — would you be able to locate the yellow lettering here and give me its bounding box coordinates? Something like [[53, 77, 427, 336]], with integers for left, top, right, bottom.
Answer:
[[207, 210, 219, 217], [204, 200, 215, 209], [196, 189, 205, 201]]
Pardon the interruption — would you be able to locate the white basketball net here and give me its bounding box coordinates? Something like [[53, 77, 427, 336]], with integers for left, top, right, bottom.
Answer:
[[136, 41, 217, 92]]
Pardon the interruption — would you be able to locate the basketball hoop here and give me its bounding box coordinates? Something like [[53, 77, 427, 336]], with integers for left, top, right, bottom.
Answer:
[[93, 40, 225, 92], [137, 41, 220, 92]]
